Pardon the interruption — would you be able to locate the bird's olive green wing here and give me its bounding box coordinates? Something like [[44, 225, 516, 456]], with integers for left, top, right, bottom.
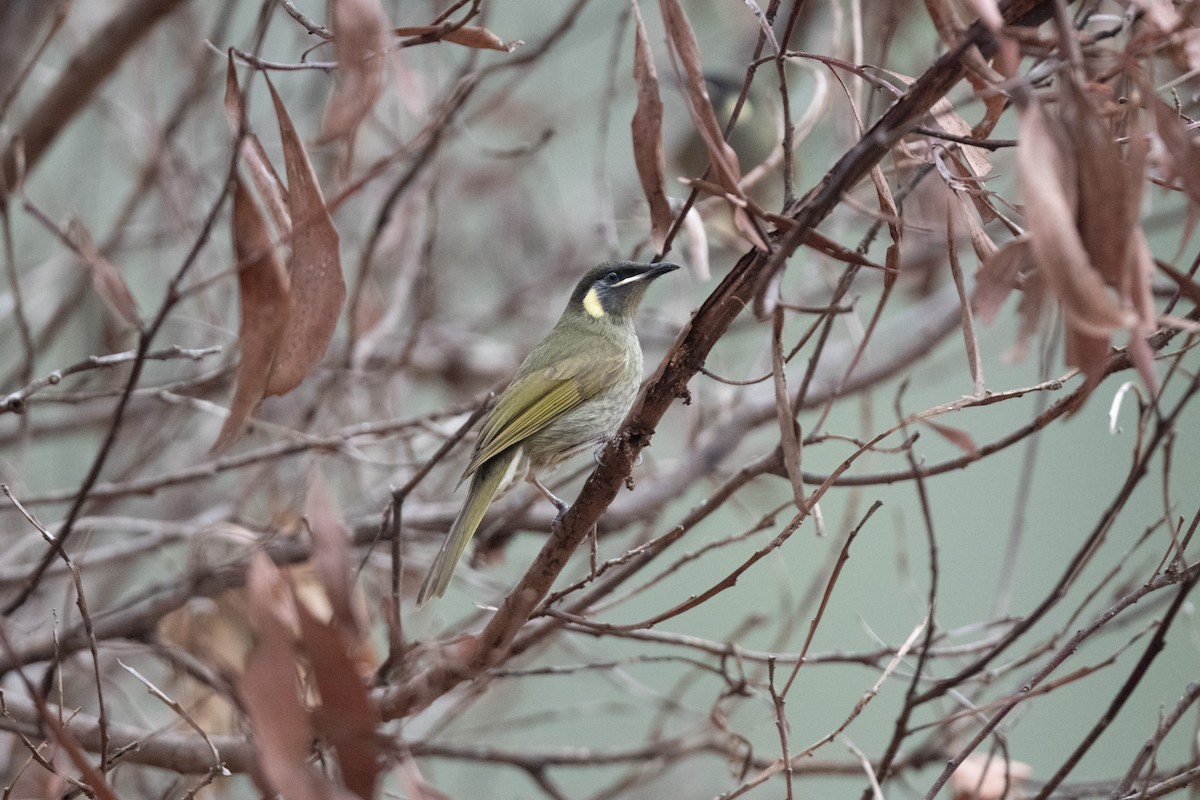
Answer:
[[463, 355, 627, 477]]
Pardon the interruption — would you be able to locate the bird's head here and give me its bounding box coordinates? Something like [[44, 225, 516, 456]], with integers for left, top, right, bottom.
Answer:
[[566, 261, 680, 322]]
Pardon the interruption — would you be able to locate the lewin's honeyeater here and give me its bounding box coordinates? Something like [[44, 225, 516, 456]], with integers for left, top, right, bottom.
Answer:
[[417, 261, 679, 604]]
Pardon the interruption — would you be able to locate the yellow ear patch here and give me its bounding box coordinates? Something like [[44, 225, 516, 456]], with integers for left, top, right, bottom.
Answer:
[[583, 286, 605, 319]]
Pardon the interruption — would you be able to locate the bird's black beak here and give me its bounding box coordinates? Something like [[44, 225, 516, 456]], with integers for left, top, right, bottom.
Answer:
[[645, 262, 681, 280], [616, 262, 680, 287]]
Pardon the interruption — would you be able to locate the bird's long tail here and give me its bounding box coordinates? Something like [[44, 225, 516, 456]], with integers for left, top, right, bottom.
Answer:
[[417, 450, 515, 605]]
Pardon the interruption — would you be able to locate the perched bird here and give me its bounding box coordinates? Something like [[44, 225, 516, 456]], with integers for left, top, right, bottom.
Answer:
[[675, 74, 779, 186], [417, 261, 679, 604]]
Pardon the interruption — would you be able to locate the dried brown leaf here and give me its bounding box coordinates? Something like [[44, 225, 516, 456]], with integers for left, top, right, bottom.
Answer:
[[241, 556, 336, 800], [973, 234, 1030, 324], [659, 0, 742, 196], [1016, 80, 1157, 393], [1065, 327, 1111, 391], [973, 90, 1006, 140], [630, 0, 672, 255], [922, 418, 979, 456], [1017, 100, 1131, 338], [1147, 92, 1200, 210], [265, 78, 347, 397], [296, 602, 382, 800], [393, 24, 523, 52], [896, 157, 953, 284], [1127, 323, 1158, 393], [803, 229, 886, 270], [931, 99, 992, 179], [1011, 268, 1049, 363], [68, 219, 139, 326], [212, 177, 292, 453], [319, 0, 389, 144], [224, 53, 289, 236], [869, 159, 901, 289], [1125, 230, 1159, 391], [659, 0, 765, 250], [1133, 0, 1200, 73], [922, 0, 965, 52], [305, 467, 359, 635], [444, 25, 522, 52], [953, 188, 998, 265], [1064, 80, 1143, 290], [771, 309, 803, 509], [732, 206, 767, 251]]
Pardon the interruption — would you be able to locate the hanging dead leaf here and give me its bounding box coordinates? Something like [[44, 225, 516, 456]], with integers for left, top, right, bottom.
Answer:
[[660, 0, 739, 191], [921, 0, 1007, 82], [1129, 0, 1200, 73], [305, 467, 360, 636], [931, 99, 992, 180], [1064, 327, 1112, 392], [923, 0, 968, 49], [1011, 267, 1049, 364], [1016, 99, 1131, 338], [224, 53, 289, 237], [922, 418, 979, 455], [630, 0, 672, 255], [974, 233, 1048, 365], [973, 234, 1030, 324], [1146, 91, 1200, 210], [803, 228, 887, 270], [894, 171, 953, 292], [393, 24, 523, 52], [296, 603, 382, 800], [265, 78, 347, 397], [1064, 79, 1143, 291], [212, 177, 291, 453], [659, 0, 763, 249], [444, 25, 522, 51], [67, 219, 139, 326], [952, 188, 998, 265], [771, 309, 804, 509], [966, 0, 1019, 77], [972, 89, 1007, 141], [1123, 229, 1159, 392], [868, 157, 901, 290], [319, 0, 389, 144], [241, 556, 357, 800], [1012, 79, 1159, 396]]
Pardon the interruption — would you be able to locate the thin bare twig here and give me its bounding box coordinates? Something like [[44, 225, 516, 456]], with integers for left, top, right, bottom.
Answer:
[[1, 346, 221, 414]]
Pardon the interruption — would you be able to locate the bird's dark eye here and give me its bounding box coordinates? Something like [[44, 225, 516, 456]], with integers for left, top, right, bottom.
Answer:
[[605, 271, 619, 283]]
